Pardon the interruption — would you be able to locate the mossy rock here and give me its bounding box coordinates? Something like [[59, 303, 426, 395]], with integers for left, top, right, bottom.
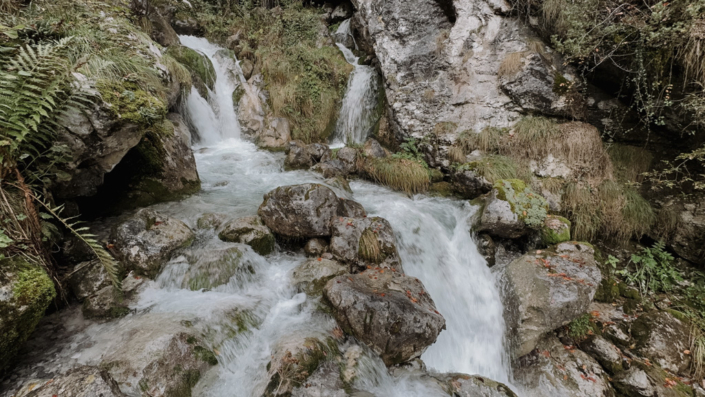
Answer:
[[97, 80, 168, 128], [594, 276, 620, 303], [167, 45, 216, 98], [494, 179, 548, 228], [181, 247, 252, 290], [541, 215, 571, 245], [0, 258, 56, 374]]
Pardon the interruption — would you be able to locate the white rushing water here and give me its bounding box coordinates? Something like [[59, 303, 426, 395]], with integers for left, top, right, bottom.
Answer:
[[9, 36, 513, 396], [331, 20, 380, 147]]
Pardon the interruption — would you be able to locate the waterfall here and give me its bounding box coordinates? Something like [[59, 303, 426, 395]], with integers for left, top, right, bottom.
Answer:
[[179, 35, 243, 144], [331, 20, 380, 147], [7, 35, 514, 397]]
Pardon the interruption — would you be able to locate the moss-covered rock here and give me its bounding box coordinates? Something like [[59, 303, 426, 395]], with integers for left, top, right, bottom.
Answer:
[[181, 247, 253, 290], [166, 45, 216, 98], [97, 80, 168, 128], [541, 215, 571, 245], [0, 257, 56, 374]]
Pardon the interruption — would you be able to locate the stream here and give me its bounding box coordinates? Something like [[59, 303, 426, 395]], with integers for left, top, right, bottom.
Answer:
[[2, 34, 513, 396]]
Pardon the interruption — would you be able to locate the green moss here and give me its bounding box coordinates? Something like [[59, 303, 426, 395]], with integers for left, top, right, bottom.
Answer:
[[494, 179, 548, 228], [552, 72, 571, 95], [568, 313, 593, 340], [167, 45, 216, 96], [428, 168, 444, 183], [1, 258, 56, 373], [541, 215, 571, 245], [194, 345, 218, 366], [594, 276, 620, 303], [232, 86, 246, 107], [97, 79, 167, 127]]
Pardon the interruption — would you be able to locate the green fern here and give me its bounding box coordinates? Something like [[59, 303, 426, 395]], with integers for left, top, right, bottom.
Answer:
[[32, 195, 121, 288], [0, 37, 88, 177]]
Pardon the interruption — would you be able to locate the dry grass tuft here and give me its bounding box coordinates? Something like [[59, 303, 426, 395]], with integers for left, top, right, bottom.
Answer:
[[656, 203, 682, 240], [498, 52, 525, 78], [681, 19, 705, 86], [608, 144, 653, 183], [362, 157, 430, 194], [448, 146, 466, 164], [561, 181, 654, 244], [359, 228, 382, 263]]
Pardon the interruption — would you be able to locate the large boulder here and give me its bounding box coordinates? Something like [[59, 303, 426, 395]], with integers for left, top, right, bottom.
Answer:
[[499, 242, 602, 358], [329, 216, 402, 272], [218, 216, 275, 255], [111, 209, 195, 278], [124, 113, 201, 206], [513, 335, 614, 397], [0, 258, 56, 375], [323, 270, 445, 366], [631, 311, 692, 375], [82, 272, 145, 319], [16, 366, 126, 397], [257, 184, 340, 238], [236, 74, 269, 139]]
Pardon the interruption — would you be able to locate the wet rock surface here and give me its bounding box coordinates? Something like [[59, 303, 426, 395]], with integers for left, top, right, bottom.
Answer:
[[324, 270, 445, 366], [181, 247, 252, 290], [514, 335, 614, 397], [474, 189, 527, 239], [431, 373, 519, 397], [292, 258, 348, 296], [631, 311, 692, 375], [218, 216, 276, 255], [16, 366, 127, 397], [329, 216, 402, 272], [451, 169, 492, 199], [258, 184, 341, 238], [111, 209, 195, 278], [499, 242, 602, 357]]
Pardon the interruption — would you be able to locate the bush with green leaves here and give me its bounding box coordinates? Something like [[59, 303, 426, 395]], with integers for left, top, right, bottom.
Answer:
[[617, 241, 681, 296]]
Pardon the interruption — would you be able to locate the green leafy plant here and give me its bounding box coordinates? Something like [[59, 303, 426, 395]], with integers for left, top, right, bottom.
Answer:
[[617, 241, 681, 296], [568, 313, 593, 340]]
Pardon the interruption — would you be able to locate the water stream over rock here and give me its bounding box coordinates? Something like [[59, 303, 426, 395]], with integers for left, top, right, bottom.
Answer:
[[2, 36, 513, 396], [331, 19, 380, 147]]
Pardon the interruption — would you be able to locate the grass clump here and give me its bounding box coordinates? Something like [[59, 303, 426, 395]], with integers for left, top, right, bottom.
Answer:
[[498, 52, 525, 77], [608, 144, 653, 183], [457, 155, 526, 184], [567, 313, 593, 340], [359, 228, 382, 263], [362, 157, 430, 194]]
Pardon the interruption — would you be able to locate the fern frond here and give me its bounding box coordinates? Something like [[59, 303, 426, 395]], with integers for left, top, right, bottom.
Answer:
[[31, 194, 121, 289]]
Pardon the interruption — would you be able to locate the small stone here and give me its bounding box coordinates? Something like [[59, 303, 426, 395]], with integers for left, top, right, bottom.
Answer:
[[218, 216, 275, 255], [304, 238, 329, 257]]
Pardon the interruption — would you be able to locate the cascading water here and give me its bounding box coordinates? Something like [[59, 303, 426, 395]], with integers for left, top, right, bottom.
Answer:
[[4, 36, 514, 396], [180, 35, 243, 144], [331, 19, 380, 147]]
